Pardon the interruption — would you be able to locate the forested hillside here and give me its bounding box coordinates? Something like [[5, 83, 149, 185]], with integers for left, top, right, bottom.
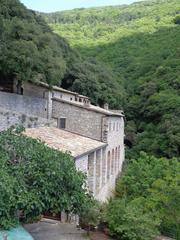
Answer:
[[41, 0, 180, 158], [0, 1, 179, 237], [0, 0, 120, 106]]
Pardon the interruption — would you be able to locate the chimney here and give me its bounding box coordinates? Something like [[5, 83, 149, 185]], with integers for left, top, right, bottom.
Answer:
[[104, 103, 109, 110]]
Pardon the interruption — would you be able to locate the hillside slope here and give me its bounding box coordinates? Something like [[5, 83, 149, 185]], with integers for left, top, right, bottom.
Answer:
[[41, 0, 180, 158], [0, 0, 120, 106]]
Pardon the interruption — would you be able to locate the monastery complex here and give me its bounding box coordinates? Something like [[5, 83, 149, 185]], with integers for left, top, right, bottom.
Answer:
[[0, 79, 125, 202]]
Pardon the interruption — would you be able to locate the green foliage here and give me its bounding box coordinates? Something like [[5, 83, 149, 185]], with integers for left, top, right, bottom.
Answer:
[[173, 15, 180, 25], [42, 0, 180, 158], [108, 153, 180, 239], [106, 198, 160, 240], [0, 128, 93, 229], [80, 200, 100, 230], [63, 58, 124, 108], [0, 0, 74, 85], [0, 0, 121, 107], [39, 2, 180, 237], [148, 177, 180, 237]]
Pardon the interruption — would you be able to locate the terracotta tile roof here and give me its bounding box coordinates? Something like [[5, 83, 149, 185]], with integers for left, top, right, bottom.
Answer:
[[25, 127, 107, 158]]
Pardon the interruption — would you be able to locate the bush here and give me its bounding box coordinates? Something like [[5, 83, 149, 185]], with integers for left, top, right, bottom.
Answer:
[[0, 128, 94, 229], [106, 198, 160, 240], [80, 200, 100, 232], [106, 153, 180, 239]]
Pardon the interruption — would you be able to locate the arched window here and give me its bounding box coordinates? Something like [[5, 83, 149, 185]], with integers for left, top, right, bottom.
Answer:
[[109, 122, 111, 132], [118, 146, 121, 169], [111, 149, 114, 175], [115, 147, 118, 171], [107, 151, 111, 179]]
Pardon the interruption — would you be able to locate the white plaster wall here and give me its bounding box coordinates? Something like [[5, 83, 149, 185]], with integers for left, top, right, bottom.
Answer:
[[53, 90, 76, 102]]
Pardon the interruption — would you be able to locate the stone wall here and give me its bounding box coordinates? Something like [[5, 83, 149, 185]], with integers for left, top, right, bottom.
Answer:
[[23, 82, 47, 99], [0, 91, 48, 118], [96, 176, 117, 202], [75, 155, 88, 174], [52, 99, 104, 141], [0, 107, 50, 132]]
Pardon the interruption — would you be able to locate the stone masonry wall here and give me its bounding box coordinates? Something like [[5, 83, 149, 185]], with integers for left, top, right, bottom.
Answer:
[[0, 107, 50, 132], [52, 99, 104, 141], [75, 155, 88, 174], [0, 91, 48, 118]]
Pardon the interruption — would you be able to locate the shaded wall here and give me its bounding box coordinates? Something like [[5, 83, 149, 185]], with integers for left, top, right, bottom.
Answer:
[[0, 91, 48, 118], [0, 107, 50, 132], [52, 99, 103, 141]]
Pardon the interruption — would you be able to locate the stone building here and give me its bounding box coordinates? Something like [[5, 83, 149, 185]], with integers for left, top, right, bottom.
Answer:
[[0, 80, 125, 202]]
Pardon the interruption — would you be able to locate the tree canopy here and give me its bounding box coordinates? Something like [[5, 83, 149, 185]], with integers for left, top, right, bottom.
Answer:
[[0, 0, 120, 107], [0, 127, 93, 229], [106, 153, 180, 239]]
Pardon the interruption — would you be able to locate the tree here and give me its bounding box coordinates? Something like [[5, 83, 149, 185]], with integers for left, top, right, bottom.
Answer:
[[106, 198, 160, 240], [0, 128, 93, 229], [110, 153, 180, 238], [148, 177, 180, 239]]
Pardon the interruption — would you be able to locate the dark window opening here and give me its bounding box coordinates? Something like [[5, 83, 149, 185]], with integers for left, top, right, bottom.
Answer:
[[0, 78, 14, 93], [59, 118, 66, 129]]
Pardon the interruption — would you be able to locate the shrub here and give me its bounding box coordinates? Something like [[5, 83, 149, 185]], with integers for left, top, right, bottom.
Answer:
[[106, 198, 160, 240], [106, 153, 180, 239], [0, 128, 94, 229]]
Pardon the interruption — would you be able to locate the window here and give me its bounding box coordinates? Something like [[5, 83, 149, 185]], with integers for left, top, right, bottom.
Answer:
[[111, 149, 114, 175], [107, 151, 111, 179], [118, 146, 121, 169], [109, 122, 111, 131], [59, 118, 66, 129], [115, 147, 118, 170]]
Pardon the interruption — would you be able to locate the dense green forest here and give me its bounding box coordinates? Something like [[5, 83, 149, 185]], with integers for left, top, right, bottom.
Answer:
[[41, 0, 180, 159], [0, 0, 120, 106], [0, 0, 180, 238], [106, 153, 180, 239]]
